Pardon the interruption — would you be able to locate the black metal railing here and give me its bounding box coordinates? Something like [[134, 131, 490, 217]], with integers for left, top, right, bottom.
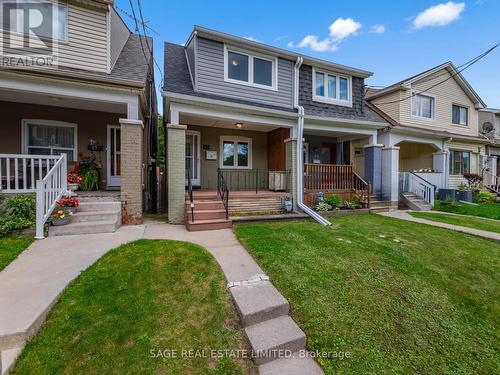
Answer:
[[218, 169, 291, 193], [187, 167, 194, 222], [217, 169, 229, 220]]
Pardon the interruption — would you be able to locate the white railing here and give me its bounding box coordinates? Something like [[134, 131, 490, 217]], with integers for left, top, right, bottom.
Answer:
[[483, 171, 499, 192], [35, 154, 68, 239], [0, 154, 61, 193], [399, 172, 436, 207], [414, 172, 445, 190]]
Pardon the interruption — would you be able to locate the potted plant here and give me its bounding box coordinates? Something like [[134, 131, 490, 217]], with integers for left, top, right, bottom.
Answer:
[[56, 197, 80, 214], [49, 209, 71, 226], [78, 154, 101, 191], [67, 173, 82, 191]]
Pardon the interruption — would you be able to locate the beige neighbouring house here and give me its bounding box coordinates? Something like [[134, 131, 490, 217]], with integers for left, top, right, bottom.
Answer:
[[479, 108, 500, 192], [0, 0, 157, 237], [366, 61, 493, 207]]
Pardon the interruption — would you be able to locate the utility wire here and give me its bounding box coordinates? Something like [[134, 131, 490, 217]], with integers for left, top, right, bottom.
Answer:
[[373, 43, 499, 106]]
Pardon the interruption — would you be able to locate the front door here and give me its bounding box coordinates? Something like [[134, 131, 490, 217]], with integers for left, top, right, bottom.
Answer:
[[185, 131, 200, 186], [107, 125, 121, 187]]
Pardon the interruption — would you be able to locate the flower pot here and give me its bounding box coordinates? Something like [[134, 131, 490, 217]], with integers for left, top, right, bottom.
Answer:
[[52, 217, 70, 226], [68, 183, 79, 191]]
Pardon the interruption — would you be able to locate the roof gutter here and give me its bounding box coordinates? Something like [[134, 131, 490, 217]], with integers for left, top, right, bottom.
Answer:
[[293, 56, 331, 226]]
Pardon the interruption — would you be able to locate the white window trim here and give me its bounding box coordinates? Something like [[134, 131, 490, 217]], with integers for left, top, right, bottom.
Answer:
[[21, 119, 78, 160], [223, 44, 278, 91], [451, 104, 469, 127], [410, 91, 436, 121], [219, 136, 252, 169], [449, 149, 471, 176], [312, 67, 352, 107]]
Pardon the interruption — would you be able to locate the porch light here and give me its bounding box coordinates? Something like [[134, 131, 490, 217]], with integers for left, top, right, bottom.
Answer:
[[231, 58, 239, 66], [235, 122, 243, 129]]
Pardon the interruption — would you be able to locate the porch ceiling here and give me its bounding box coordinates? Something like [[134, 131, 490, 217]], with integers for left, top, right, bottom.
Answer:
[[180, 113, 280, 132], [303, 128, 370, 141], [0, 89, 127, 114]]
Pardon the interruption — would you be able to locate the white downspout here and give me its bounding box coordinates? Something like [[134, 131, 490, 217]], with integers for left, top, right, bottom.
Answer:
[[293, 57, 331, 226]]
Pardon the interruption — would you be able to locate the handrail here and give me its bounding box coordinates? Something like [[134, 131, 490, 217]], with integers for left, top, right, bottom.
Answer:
[[483, 170, 499, 191], [35, 154, 68, 239], [217, 168, 229, 220], [187, 166, 194, 222], [352, 171, 371, 207], [399, 172, 435, 207]]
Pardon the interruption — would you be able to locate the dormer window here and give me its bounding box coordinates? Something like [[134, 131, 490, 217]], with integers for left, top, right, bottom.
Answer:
[[224, 45, 277, 90], [312, 68, 351, 106]]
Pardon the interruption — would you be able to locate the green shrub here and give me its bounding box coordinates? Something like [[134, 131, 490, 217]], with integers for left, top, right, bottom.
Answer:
[[478, 192, 497, 203], [316, 203, 332, 212], [0, 194, 36, 237], [325, 194, 341, 208]]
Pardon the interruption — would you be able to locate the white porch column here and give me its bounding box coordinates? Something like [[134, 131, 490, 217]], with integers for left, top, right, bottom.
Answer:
[[381, 146, 399, 203], [487, 155, 497, 176], [433, 151, 449, 189]]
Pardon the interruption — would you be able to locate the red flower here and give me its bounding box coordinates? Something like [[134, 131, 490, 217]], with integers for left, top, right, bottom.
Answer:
[[67, 173, 82, 184], [57, 197, 80, 208]]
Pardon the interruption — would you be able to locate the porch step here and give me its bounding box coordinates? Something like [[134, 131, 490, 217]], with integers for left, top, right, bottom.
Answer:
[[229, 281, 289, 327], [369, 198, 392, 213], [186, 201, 225, 210], [78, 201, 121, 212], [186, 209, 227, 221], [49, 220, 120, 236], [245, 316, 306, 365], [400, 193, 432, 211], [186, 218, 233, 232], [71, 210, 121, 223]]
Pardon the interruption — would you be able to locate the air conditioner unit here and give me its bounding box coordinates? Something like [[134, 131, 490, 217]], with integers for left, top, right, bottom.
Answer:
[[269, 171, 287, 191]]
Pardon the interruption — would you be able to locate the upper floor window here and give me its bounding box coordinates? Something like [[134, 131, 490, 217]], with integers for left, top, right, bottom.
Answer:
[[452, 105, 468, 126], [224, 46, 277, 90], [449, 150, 470, 175], [312, 68, 351, 106], [0, 1, 68, 41], [411, 93, 435, 119]]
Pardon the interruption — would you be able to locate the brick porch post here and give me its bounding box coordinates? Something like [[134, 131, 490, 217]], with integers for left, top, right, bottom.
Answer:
[[120, 118, 144, 224], [167, 124, 186, 224]]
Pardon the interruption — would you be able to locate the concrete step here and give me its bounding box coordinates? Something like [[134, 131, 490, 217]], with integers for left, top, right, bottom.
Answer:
[[49, 220, 119, 236], [370, 207, 391, 213], [1, 347, 22, 375], [71, 210, 120, 223], [230, 281, 289, 327], [186, 218, 233, 231], [245, 316, 306, 365], [186, 209, 227, 221], [78, 201, 121, 213], [259, 351, 324, 375]]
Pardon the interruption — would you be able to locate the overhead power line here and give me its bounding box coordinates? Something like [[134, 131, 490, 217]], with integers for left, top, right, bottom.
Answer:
[[371, 42, 499, 106]]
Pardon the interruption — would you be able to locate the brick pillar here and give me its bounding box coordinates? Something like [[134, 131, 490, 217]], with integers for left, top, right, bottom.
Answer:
[[364, 144, 383, 198], [120, 118, 144, 224], [381, 146, 399, 204], [285, 137, 298, 210], [167, 124, 186, 224]]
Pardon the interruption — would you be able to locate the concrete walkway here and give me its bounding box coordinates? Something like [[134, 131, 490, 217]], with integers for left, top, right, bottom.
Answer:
[[379, 211, 500, 241], [1, 222, 323, 375]]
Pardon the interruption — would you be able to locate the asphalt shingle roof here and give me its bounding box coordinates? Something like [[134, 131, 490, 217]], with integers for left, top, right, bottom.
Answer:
[[110, 33, 152, 83]]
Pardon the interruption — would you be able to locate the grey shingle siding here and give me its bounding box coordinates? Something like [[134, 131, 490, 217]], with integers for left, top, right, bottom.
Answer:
[[164, 42, 296, 113], [299, 64, 385, 123], [195, 37, 294, 108]]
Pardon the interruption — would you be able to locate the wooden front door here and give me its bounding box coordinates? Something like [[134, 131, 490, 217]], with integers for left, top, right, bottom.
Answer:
[[321, 142, 337, 164]]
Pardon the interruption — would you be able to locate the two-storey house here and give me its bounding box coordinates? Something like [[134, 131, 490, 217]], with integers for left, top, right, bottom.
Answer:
[[366, 62, 490, 206], [479, 108, 500, 191], [163, 26, 389, 229], [0, 0, 157, 237]]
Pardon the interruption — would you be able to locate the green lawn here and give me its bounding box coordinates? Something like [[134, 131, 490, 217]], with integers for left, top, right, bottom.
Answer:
[[0, 236, 33, 272], [234, 215, 500, 374], [434, 200, 500, 220], [12, 240, 250, 375], [410, 211, 500, 234]]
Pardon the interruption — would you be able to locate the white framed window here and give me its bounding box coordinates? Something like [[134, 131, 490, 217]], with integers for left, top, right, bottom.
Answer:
[[452, 104, 468, 126], [411, 93, 435, 120], [224, 45, 278, 90], [0, 1, 68, 41], [449, 150, 470, 175], [219, 136, 252, 169], [312, 67, 352, 106], [22, 120, 77, 161]]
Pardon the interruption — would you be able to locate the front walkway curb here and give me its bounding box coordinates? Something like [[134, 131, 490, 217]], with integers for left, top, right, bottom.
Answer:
[[1, 222, 324, 374], [378, 211, 500, 241]]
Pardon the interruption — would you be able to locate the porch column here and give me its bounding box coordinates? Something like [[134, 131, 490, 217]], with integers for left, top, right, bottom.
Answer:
[[487, 155, 497, 176], [364, 144, 383, 197], [167, 124, 186, 224], [433, 151, 448, 189], [284, 137, 298, 210], [381, 146, 399, 204], [120, 118, 144, 224]]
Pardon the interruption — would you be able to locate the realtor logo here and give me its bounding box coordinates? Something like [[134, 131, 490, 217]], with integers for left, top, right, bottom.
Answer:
[[0, 0, 63, 68]]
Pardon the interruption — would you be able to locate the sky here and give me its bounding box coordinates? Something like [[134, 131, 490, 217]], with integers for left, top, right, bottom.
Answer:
[[115, 0, 500, 112]]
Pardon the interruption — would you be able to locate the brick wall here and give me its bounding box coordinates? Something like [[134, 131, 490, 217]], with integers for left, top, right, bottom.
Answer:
[[167, 124, 186, 223], [120, 119, 143, 224], [285, 138, 298, 210]]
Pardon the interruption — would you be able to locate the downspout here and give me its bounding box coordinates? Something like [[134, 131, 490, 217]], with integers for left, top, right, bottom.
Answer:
[[293, 57, 331, 226]]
